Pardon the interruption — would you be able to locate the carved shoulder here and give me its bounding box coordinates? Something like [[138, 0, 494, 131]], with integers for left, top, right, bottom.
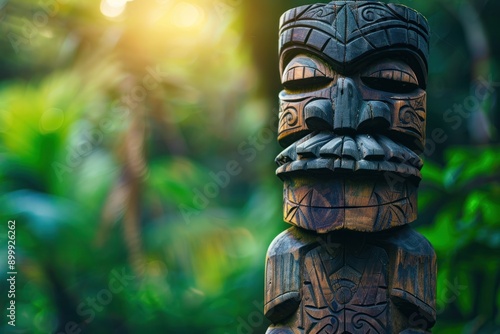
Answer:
[[380, 226, 437, 329], [265, 227, 318, 323]]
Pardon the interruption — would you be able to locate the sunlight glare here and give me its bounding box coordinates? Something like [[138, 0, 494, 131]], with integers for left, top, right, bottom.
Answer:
[[171, 2, 204, 28], [100, 0, 127, 18]]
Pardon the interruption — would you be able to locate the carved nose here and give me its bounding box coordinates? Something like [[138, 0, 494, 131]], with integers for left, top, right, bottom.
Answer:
[[303, 77, 362, 133], [303, 77, 392, 134], [333, 77, 363, 134]]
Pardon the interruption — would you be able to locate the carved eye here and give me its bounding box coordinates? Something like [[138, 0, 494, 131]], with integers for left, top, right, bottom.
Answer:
[[361, 59, 419, 94], [281, 55, 334, 91]]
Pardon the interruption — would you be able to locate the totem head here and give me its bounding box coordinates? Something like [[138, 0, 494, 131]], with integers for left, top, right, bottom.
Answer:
[[276, 1, 430, 233]]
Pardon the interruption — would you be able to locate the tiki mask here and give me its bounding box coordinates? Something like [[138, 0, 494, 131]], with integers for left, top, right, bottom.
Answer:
[[265, 2, 437, 332], [275, 1, 430, 233]]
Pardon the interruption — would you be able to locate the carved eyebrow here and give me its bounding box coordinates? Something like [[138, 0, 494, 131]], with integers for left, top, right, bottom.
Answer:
[[360, 60, 421, 94], [282, 65, 328, 83], [361, 60, 419, 85], [281, 55, 334, 90], [364, 69, 418, 85]]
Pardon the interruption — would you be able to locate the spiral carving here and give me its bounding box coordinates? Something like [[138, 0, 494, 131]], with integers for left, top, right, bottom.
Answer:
[[362, 8, 377, 21], [266, 2, 436, 333], [280, 106, 299, 128], [399, 106, 417, 125]]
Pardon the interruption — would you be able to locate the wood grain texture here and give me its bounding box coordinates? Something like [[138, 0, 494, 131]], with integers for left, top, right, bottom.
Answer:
[[282, 175, 417, 233], [265, 227, 436, 333], [265, 1, 436, 333]]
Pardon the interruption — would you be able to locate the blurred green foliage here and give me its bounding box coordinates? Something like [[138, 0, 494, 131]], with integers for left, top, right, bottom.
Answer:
[[0, 0, 498, 333]]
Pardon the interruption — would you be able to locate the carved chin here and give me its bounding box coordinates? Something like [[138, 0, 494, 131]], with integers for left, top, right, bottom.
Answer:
[[276, 131, 421, 232], [282, 175, 418, 233]]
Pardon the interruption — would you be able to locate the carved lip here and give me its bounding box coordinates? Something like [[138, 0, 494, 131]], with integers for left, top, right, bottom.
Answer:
[[275, 132, 423, 180]]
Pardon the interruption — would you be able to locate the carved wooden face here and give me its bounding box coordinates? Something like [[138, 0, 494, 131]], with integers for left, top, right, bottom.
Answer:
[[276, 1, 430, 233]]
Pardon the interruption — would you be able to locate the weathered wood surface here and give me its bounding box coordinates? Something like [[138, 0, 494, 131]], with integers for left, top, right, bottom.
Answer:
[[265, 226, 436, 333], [265, 1, 437, 333]]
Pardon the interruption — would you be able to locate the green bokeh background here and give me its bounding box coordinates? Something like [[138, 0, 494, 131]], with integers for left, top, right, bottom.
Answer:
[[0, 0, 499, 333]]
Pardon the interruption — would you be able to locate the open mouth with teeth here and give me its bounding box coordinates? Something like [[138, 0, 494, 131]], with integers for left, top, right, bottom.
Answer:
[[275, 131, 422, 233], [276, 131, 423, 183]]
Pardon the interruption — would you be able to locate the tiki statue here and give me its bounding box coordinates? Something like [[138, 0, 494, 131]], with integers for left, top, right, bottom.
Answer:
[[264, 1, 436, 333]]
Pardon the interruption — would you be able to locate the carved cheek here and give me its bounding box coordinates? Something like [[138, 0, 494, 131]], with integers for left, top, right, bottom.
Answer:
[[278, 89, 332, 147], [278, 99, 307, 147], [389, 91, 427, 151]]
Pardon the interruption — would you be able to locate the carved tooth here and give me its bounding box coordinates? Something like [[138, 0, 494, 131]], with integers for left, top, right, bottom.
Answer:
[[407, 165, 421, 178], [333, 159, 341, 169], [413, 169, 422, 179], [342, 136, 361, 160], [275, 165, 286, 175], [276, 144, 298, 165], [319, 136, 343, 158], [356, 134, 385, 160], [275, 155, 286, 166], [377, 135, 405, 162], [400, 145, 424, 169], [378, 161, 397, 173], [339, 158, 355, 171], [306, 159, 333, 171], [290, 160, 307, 171], [398, 145, 412, 162], [402, 164, 413, 176], [326, 159, 336, 172], [355, 159, 378, 171], [296, 132, 332, 158], [394, 144, 424, 170], [395, 162, 412, 176]]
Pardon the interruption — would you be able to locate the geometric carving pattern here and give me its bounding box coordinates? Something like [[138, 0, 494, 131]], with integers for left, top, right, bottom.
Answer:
[[302, 243, 389, 333], [265, 1, 436, 333], [265, 227, 436, 333], [283, 176, 417, 233]]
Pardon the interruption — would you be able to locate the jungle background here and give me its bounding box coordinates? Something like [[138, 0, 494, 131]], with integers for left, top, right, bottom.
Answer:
[[0, 0, 499, 333]]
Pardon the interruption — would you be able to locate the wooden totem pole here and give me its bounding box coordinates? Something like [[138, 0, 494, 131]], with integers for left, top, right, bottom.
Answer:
[[264, 1, 436, 333]]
